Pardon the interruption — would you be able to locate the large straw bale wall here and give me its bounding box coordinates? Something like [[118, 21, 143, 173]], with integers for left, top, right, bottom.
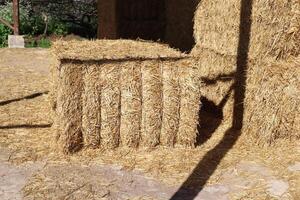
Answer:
[[52, 40, 201, 153], [192, 45, 300, 145], [194, 0, 300, 60]]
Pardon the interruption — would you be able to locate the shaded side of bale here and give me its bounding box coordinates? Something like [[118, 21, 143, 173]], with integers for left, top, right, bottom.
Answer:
[[194, 0, 300, 60], [56, 62, 83, 154], [160, 61, 180, 147], [177, 59, 201, 147], [120, 62, 142, 148], [82, 64, 101, 148], [141, 61, 163, 147], [244, 58, 300, 145], [100, 63, 121, 148], [191, 47, 236, 120]]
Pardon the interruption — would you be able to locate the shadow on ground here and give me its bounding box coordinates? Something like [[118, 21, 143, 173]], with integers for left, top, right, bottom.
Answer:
[[170, 0, 253, 198]]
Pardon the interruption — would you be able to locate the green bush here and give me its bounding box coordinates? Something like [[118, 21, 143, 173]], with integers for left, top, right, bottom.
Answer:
[[0, 2, 13, 47], [48, 20, 69, 36], [0, 24, 12, 47], [37, 38, 51, 48]]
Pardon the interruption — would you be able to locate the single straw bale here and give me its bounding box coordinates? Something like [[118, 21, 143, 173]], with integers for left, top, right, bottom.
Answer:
[[120, 62, 142, 148], [194, 0, 300, 60], [160, 61, 180, 147], [141, 61, 163, 148], [177, 59, 202, 147], [82, 64, 101, 148], [100, 63, 121, 149], [244, 58, 300, 145], [55, 61, 83, 153]]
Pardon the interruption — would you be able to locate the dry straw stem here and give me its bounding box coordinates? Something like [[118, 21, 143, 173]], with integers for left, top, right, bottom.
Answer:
[[82, 64, 101, 148], [100, 63, 121, 149], [177, 59, 202, 147], [192, 46, 236, 119], [161, 62, 180, 147], [141, 61, 163, 148], [194, 0, 300, 60], [244, 57, 300, 145], [120, 62, 142, 147], [55, 62, 83, 153]]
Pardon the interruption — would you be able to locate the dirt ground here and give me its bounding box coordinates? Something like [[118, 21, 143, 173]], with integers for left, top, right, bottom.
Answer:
[[0, 48, 299, 200]]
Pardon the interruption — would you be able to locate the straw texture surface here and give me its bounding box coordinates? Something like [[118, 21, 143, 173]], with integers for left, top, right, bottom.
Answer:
[[120, 62, 142, 147], [194, 0, 300, 60], [82, 64, 101, 148], [52, 40, 185, 61], [55, 62, 83, 153]]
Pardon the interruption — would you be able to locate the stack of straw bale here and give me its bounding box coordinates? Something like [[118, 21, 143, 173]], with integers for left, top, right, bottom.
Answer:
[[51, 40, 201, 153], [192, 0, 300, 144]]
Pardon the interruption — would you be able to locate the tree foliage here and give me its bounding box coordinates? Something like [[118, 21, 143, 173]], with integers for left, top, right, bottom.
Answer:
[[0, 0, 98, 38]]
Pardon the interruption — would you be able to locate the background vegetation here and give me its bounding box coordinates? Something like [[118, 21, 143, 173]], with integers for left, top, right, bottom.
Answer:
[[0, 0, 97, 48]]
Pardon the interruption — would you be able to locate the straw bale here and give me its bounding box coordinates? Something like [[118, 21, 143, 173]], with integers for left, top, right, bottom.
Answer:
[[192, 47, 236, 119], [55, 62, 83, 153], [160, 62, 180, 147], [244, 58, 300, 144], [82, 64, 101, 148], [194, 0, 300, 60], [100, 63, 121, 149], [141, 61, 163, 148], [120, 62, 142, 148], [177, 60, 202, 147]]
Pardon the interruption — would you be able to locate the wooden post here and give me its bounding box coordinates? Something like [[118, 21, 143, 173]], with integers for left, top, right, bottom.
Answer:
[[97, 0, 118, 39], [13, 0, 20, 35]]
